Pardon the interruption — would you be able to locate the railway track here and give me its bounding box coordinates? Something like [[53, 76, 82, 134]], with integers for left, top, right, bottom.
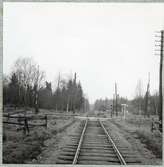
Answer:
[[56, 119, 141, 165]]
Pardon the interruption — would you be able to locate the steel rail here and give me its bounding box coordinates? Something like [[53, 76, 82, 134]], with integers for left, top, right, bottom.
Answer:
[[99, 120, 127, 165], [72, 119, 88, 164]]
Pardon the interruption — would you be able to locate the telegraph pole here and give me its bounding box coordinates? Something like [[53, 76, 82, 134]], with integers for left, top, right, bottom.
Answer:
[[56, 73, 60, 112], [155, 30, 163, 132], [115, 83, 118, 116], [111, 94, 115, 118], [159, 31, 163, 132]]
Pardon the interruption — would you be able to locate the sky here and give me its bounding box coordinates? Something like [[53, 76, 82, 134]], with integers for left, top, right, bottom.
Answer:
[[3, 3, 164, 104]]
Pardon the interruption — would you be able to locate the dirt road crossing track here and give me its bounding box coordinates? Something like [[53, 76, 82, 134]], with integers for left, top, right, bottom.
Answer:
[[56, 119, 142, 165]]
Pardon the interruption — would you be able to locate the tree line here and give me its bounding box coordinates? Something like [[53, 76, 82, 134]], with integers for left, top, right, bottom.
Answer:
[[94, 97, 127, 113], [129, 91, 159, 116], [94, 80, 159, 117], [130, 79, 159, 117], [94, 94, 159, 116], [3, 57, 89, 113]]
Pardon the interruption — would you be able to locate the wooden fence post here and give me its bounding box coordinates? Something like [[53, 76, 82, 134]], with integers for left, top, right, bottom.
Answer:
[[151, 118, 155, 133], [24, 117, 29, 135], [159, 121, 162, 132], [7, 113, 10, 121], [45, 115, 47, 128], [23, 122, 26, 136], [17, 115, 21, 130]]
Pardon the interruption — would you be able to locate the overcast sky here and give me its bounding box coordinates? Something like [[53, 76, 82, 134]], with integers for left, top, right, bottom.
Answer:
[[3, 3, 164, 103]]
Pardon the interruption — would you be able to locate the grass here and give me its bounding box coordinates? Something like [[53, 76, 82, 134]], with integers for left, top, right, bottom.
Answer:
[[3, 127, 51, 164], [136, 129, 162, 158], [112, 114, 162, 159], [3, 112, 75, 164], [109, 113, 162, 160]]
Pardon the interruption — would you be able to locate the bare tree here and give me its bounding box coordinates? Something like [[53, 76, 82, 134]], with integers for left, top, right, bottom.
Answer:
[[151, 91, 159, 115], [13, 57, 36, 107], [12, 57, 45, 111], [135, 79, 144, 115], [33, 65, 45, 113], [144, 73, 150, 117]]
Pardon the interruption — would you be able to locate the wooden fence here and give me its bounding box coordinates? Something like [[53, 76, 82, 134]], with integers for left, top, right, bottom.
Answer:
[[151, 119, 162, 133], [3, 114, 48, 135]]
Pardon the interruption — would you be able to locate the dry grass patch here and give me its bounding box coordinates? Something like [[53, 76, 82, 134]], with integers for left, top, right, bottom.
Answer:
[[136, 129, 162, 158], [3, 127, 51, 164], [3, 116, 75, 164]]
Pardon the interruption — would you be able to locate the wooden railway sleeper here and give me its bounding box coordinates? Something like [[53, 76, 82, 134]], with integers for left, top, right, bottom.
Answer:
[[99, 120, 127, 165]]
